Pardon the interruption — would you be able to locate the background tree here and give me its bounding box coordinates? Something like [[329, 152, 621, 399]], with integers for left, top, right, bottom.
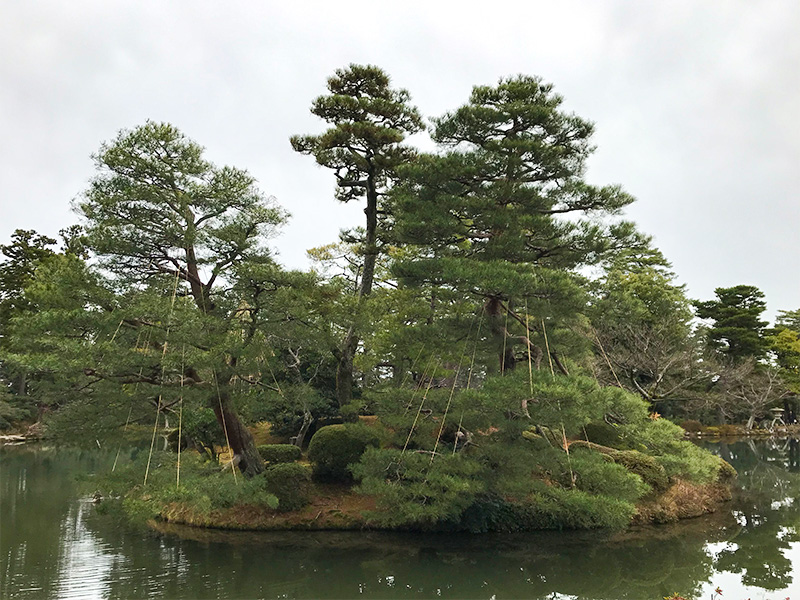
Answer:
[[766, 309, 800, 422], [291, 64, 423, 407], [0, 230, 57, 396], [0, 230, 60, 428], [695, 285, 768, 361], [588, 245, 700, 409], [714, 359, 789, 429]]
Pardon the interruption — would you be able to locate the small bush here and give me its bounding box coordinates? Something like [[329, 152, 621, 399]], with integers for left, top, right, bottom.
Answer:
[[582, 421, 622, 447], [527, 486, 635, 530], [258, 444, 302, 464], [608, 449, 669, 493], [262, 463, 312, 512], [679, 419, 704, 433], [716, 424, 740, 437], [354, 448, 487, 528], [569, 448, 651, 503], [308, 423, 380, 482]]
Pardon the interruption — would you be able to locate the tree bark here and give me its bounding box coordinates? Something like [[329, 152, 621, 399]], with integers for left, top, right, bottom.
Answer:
[[485, 297, 515, 373], [335, 173, 379, 406], [336, 330, 358, 407], [211, 382, 263, 476], [16, 373, 26, 396], [183, 236, 261, 477], [294, 410, 314, 449]]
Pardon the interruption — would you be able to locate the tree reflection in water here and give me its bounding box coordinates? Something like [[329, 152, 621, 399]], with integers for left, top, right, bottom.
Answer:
[[711, 438, 800, 591], [4, 441, 800, 599]]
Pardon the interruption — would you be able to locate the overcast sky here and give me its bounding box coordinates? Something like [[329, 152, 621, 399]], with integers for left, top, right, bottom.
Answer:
[[1, 1, 798, 321]]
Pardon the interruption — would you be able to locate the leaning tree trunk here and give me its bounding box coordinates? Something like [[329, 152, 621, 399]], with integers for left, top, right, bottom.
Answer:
[[182, 234, 264, 477], [211, 383, 263, 477]]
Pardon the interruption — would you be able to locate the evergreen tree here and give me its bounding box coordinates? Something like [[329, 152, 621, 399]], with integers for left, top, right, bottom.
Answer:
[[588, 243, 698, 404], [0, 230, 58, 426], [695, 285, 768, 360], [292, 64, 423, 406], [72, 121, 286, 475], [391, 75, 640, 372]]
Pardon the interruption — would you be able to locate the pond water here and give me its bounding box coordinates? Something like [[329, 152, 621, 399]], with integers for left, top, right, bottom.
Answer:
[[2, 440, 800, 599]]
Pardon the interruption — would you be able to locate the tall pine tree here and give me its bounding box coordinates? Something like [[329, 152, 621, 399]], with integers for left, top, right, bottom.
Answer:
[[391, 75, 640, 372], [292, 64, 423, 406]]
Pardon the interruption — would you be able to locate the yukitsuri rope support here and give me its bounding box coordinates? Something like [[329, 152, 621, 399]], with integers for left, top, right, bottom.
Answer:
[[144, 270, 181, 486]]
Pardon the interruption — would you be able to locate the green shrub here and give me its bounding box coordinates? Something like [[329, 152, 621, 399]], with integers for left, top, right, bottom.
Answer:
[[569, 448, 651, 503], [582, 421, 622, 447], [608, 449, 669, 492], [262, 463, 312, 512], [92, 450, 279, 524], [522, 485, 636, 530], [655, 441, 721, 484], [308, 423, 380, 482], [258, 444, 302, 464], [679, 419, 704, 433], [459, 485, 636, 532], [354, 448, 487, 528]]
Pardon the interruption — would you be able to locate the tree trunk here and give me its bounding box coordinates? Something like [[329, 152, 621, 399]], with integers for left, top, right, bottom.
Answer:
[[336, 328, 358, 407], [294, 410, 314, 449], [784, 397, 797, 424], [16, 373, 26, 396], [485, 297, 515, 373], [745, 413, 756, 430], [360, 176, 379, 299], [211, 384, 263, 477], [183, 237, 261, 477], [335, 175, 379, 407]]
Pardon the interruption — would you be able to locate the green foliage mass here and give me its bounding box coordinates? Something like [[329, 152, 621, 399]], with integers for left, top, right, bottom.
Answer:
[[607, 450, 669, 492], [307, 423, 381, 482], [354, 448, 487, 528], [257, 444, 302, 464], [260, 463, 312, 512], [568, 447, 651, 502], [355, 371, 667, 530], [695, 285, 768, 360], [94, 451, 278, 525], [619, 418, 722, 484]]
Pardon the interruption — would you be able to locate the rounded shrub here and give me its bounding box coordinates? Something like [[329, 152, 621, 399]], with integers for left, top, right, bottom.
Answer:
[[258, 444, 302, 464], [307, 423, 380, 482], [262, 463, 312, 512], [582, 421, 622, 447], [679, 419, 704, 434]]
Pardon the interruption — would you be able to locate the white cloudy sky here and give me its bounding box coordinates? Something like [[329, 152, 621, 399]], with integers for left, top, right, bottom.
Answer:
[[1, 1, 798, 320]]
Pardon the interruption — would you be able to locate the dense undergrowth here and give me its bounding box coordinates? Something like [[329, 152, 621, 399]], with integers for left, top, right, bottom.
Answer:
[[91, 376, 735, 533]]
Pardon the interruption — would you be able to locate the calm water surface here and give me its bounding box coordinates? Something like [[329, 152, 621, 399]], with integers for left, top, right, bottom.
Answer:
[[3, 440, 800, 599]]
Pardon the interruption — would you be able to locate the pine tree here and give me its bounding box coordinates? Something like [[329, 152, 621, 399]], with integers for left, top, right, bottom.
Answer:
[[74, 121, 286, 475], [695, 285, 768, 360], [292, 64, 423, 406], [391, 75, 640, 372]]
